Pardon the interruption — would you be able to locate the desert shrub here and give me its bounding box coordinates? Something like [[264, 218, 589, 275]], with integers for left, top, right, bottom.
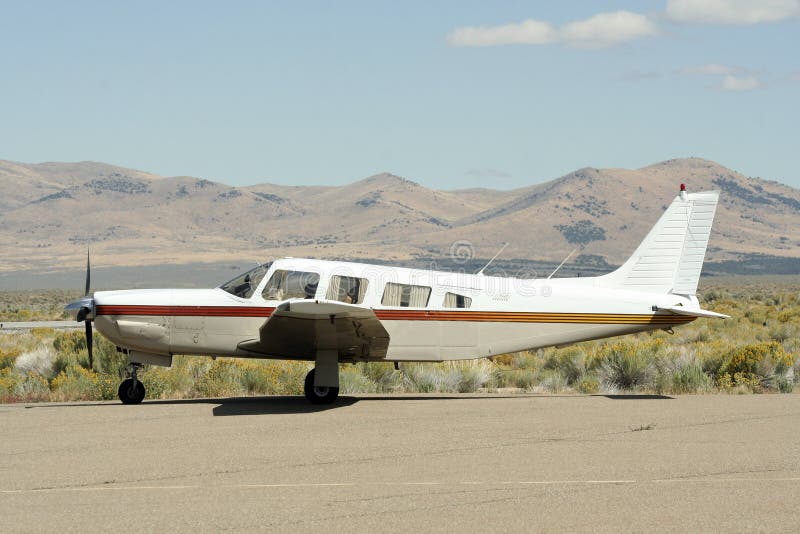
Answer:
[[339, 366, 378, 394], [717, 372, 762, 394], [596, 342, 657, 390], [13, 372, 50, 401], [450, 360, 493, 392], [696, 345, 733, 381], [719, 341, 793, 390], [511, 351, 539, 370], [361, 362, 402, 392], [139, 367, 174, 399], [537, 369, 568, 393], [53, 330, 87, 354], [196, 359, 246, 398], [668, 359, 712, 394], [237, 359, 308, 395], [686, 326, 711, 343], [93, 337, 129, 377], [29, 327, 56, 338], [50, 365, 117, 401], [490, 354, 516, 366], [0, 368, 48, 403], [0, 348, 20, 369], [776, 377, 794, 394], [769, 323, 798, 343], [575, 375, 600, 394], [399, 361, 491, 393], [652, 347, 713, 394], [0, 368, 20, 401], [402, 363, 457, 392], [543, 347, 587, 384], [14, 345, 54, 376], [188, 357, 310, 398], [180, 356, 214, 382], [52, 350, 90, 377], [512, 369, 538, 390]]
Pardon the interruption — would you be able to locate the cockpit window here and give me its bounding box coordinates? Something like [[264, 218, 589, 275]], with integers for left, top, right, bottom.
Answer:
[[262, 270, 320, 301], [219, 263, 271, 298]]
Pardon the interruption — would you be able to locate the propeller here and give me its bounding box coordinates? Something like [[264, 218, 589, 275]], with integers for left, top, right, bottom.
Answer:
[[66, 248, 95, 370]]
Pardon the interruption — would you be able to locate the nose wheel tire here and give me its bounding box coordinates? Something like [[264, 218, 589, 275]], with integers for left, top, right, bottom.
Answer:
[[304, 369, 339, 405], [118, 378, 146, 405]]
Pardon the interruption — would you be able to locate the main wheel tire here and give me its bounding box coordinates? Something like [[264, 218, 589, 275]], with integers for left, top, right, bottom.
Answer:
[[304, 369, 339, 405], [118, 378, 146, 405]]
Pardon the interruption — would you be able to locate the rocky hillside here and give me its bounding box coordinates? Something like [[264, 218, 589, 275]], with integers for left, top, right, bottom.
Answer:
[[1, 157, 798, 275]]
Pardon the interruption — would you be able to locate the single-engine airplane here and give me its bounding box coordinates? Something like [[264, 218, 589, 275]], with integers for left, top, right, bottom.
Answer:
[[67, 185, 727, 404]]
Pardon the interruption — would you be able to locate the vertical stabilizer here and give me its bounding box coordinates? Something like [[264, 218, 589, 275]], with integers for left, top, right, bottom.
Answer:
[[600, 187, 719, 296]]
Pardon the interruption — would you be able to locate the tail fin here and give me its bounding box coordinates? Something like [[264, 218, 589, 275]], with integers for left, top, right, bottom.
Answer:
[[600, 187, 719, 296]]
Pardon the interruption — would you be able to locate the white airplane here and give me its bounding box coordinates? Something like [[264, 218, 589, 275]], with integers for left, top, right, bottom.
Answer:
[[67, 185, 727, 404]]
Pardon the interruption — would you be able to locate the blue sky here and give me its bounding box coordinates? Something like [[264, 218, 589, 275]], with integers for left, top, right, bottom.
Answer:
[[1, 1, 798, 189]]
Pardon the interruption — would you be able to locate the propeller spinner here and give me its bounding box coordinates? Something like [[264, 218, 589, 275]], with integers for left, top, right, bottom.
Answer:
[[65, 249, 95, 369]]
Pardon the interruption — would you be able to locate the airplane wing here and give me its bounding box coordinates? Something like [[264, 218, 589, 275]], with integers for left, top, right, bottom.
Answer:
[[654, 305, 729, 319], [238, 299, 390, 360]]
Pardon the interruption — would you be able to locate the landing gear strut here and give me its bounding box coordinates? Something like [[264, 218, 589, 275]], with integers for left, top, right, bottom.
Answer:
[[118, 363, 146, 405], [304, 369, 339, 405]]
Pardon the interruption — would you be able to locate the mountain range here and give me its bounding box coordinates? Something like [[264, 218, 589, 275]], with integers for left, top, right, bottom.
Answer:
[[1, 157, 799, 280]]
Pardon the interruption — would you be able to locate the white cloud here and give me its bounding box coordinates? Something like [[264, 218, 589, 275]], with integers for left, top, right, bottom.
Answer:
[[665, 0, 800, 25], [447, 11, 658, 49], [677, 63, 764, 90], [788, 71, 800, 81], [447, 19, 557, 47], [719, 74, 763, 90], [679, 63, 740, 75], [560, 11, 659, 49]]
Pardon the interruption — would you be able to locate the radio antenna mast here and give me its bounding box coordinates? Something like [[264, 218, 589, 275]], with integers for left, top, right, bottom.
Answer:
[[476, 242, 509, 276], [547, 247, 578, 280]]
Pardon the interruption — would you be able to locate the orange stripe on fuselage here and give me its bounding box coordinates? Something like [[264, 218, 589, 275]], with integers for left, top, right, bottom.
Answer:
[[96, 305, 693, 325]]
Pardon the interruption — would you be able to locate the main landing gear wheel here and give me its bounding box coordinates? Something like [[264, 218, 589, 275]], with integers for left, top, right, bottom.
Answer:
[[304, 369, 339, 405], [118, 378, 146, 404]]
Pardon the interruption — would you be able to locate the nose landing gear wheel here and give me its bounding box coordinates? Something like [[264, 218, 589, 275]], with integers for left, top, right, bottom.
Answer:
[[304, 369, 339, 405], [118, 378, 146, 405]]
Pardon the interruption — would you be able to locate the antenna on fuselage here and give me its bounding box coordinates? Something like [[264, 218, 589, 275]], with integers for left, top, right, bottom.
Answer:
[[476, 242, 509, 276], [547, 247, 578, 280]]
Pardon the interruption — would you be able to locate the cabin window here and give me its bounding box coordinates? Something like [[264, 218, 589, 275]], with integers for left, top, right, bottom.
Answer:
[[327, 275, 369, 304], [443, 292, 472, 308], [262, 270, 320, 300], [381, 283, 431, 307], [219, 263, 272, 298]]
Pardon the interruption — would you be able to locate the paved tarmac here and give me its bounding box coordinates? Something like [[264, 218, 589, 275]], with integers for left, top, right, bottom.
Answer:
[[1, 393, 799, 533]]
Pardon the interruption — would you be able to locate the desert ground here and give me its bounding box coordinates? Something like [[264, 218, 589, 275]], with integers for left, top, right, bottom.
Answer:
[[1, 394, 799, 532]]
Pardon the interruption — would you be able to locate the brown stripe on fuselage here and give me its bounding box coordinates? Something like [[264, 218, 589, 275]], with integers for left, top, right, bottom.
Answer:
[[96, 305, 694, 325]]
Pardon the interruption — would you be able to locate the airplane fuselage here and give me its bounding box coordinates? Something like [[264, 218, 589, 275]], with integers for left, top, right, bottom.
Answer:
[[92, 258, 695, 363]]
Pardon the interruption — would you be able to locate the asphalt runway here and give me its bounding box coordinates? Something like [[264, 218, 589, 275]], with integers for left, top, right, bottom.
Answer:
[[2, 394, 799, 533]]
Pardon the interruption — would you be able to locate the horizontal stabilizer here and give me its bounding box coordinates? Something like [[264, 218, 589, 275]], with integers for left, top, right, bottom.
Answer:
[[654, 305, 729, 319]]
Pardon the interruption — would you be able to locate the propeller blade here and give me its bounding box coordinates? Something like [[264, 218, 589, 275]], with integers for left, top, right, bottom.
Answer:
[[84, 248, 91, 296], [85, 320, 93, 370]]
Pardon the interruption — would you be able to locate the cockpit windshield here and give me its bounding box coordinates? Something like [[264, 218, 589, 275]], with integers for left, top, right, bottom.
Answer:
[[219, 263, 272, 298]]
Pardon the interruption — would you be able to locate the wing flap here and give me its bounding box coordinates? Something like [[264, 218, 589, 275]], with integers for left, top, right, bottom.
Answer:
[[238, 299, 390, 360]]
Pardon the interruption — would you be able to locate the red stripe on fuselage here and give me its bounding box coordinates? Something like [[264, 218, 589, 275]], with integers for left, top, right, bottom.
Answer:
[[96, 305, 276, 317]]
